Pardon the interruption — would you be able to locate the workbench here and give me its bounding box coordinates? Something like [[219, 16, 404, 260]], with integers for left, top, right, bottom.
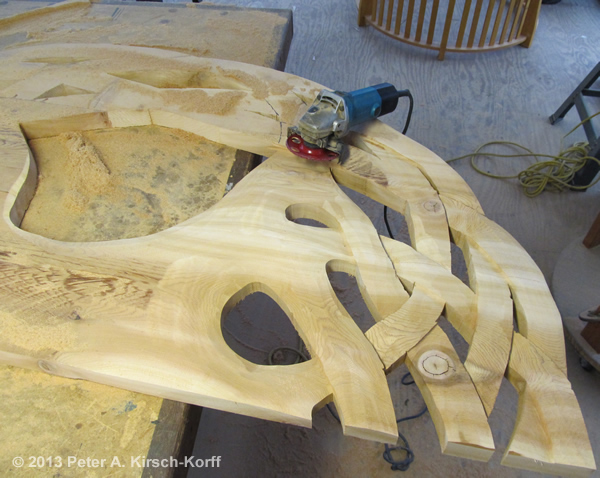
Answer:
[[0, 2, 292, 476]]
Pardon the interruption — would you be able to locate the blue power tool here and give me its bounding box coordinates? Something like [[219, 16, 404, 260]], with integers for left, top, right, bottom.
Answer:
[[286, 83, 412, 161]]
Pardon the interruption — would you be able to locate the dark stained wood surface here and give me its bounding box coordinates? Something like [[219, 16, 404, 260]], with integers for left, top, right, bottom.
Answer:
[[142, 402, 203, 478]]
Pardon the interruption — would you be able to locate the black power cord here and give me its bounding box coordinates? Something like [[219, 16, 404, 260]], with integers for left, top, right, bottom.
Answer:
[[325, 372, 427, 473], [381, 373, 428, 472], [383, 373, 428, 472], [398, 89, 414, 136], [382, 404, 428, 471]]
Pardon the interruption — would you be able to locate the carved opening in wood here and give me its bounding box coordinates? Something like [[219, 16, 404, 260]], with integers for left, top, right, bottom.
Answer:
[[221, 286, 310, 366], [285, 204, 333, 229], [15, 113, 236, 242], [0, 45, 593, 474]]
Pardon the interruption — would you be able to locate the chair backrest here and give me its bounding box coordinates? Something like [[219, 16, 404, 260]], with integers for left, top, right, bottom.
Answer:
[[358, 0, 542, 60]]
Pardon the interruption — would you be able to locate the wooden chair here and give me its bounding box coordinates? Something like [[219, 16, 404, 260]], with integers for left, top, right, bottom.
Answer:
[[358, 0, 542, 60]]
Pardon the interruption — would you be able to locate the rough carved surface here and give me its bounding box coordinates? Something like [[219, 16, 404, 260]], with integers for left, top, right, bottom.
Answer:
[[0, 43, 594, 476]]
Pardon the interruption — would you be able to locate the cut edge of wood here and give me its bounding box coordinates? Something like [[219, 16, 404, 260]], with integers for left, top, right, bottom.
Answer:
[[501, 452, 595, 478]]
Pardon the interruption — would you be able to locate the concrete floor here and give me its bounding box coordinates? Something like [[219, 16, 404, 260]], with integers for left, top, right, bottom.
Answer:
[[189, 0, 600, 476]]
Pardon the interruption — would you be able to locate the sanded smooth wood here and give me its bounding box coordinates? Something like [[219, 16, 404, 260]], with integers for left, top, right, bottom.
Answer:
[[333, 140, 453, 270], [381, 236, 477, 339], [504, 333, 595, 476], [443, 195, 567, 374], [382, 235, 511, 418], [0, 42, 595, 475], [405, 325, 495, 461], [460, 241, 513, 416], [365, 285, 444, 370]]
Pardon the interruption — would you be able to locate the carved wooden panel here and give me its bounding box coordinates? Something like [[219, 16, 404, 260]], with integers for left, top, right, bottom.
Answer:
[[0, 43, 594, 476]]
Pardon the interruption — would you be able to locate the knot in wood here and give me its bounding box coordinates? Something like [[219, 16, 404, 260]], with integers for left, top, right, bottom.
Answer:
[[422, 199, 443, 214], [417, 350, 455, 380]]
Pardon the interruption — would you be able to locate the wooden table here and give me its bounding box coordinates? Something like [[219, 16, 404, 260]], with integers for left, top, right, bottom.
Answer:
[[0, 2, 292, 476]]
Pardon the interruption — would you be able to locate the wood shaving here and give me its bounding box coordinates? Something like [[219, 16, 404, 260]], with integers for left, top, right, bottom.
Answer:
[[21, 125, 236, 242]]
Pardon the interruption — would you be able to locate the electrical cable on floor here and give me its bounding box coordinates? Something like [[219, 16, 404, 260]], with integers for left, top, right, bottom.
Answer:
[[325, 370, 427, 473], [399, 90, 414, 136], [219, 97, 593, 471], [446, 111, 600, 198], [382, 373, 428, 472], [223, 322, 307, 364], [267, 341, 308, 365], [222, 323, 271, 355]]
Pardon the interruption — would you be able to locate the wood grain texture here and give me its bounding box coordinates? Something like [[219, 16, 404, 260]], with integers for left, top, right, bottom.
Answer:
[[0, 3, 294, 473], [333, 139, 453, 270], [504, 333, 595, 477], [405, 325, 495, 461], [0, 42, 594, 473], [460, 240, 513, 416], [443, 195, 567, 374], [381, 236, 477, 340], [207, 0, 600, 475], [0, 1, 292, 69], [365, 285, 444, 370]]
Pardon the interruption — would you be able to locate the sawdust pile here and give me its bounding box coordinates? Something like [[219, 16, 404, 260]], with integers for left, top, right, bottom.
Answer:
[[0, 365, 161, 477], [216, 66, 292, 100], [175, 90, 246, 115], [279, 98, 303, 125], [20, 125, 236, 242], [61, 132, 112, 211], [0, 307, 75, 357]]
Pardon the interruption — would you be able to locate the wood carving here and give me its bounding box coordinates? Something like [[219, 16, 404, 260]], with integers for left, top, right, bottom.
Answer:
[[0, 44, 595, 476]]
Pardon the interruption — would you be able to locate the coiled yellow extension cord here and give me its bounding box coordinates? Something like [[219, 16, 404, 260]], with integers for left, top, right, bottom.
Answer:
[[447, 111, 600, 198]]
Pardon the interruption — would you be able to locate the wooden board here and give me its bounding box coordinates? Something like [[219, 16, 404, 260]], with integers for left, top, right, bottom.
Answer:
[[0, 42, 595, 476], [0, 2, 293, 475], [0, 1, 293, 70]]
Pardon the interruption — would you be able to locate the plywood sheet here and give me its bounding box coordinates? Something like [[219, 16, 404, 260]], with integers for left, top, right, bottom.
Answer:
[[0, 1, 291, 68]]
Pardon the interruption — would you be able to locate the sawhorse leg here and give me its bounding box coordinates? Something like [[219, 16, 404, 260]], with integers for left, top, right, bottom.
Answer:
[[550, 62, 600, 188]]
